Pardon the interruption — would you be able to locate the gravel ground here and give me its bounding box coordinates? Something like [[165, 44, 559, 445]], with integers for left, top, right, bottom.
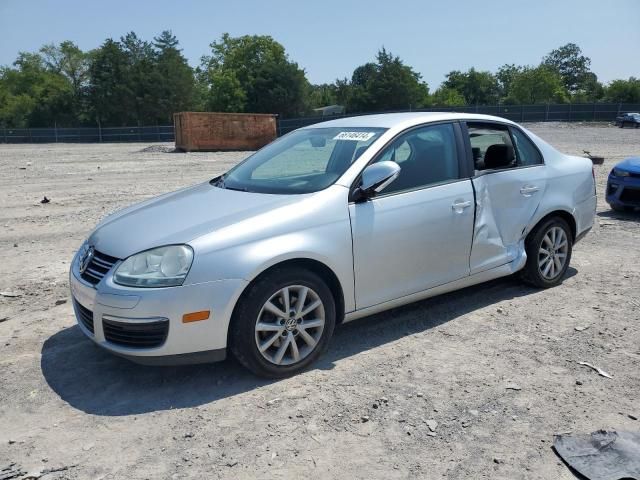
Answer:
[[0, 123, 639, 480]]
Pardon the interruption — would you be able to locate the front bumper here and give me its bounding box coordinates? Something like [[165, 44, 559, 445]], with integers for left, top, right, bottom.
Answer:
[[606, 174, 640, 208], [69, 250, 248, 365]]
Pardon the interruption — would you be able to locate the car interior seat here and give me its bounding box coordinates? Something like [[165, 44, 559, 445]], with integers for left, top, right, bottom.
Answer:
[[483, 144, 515, 169]]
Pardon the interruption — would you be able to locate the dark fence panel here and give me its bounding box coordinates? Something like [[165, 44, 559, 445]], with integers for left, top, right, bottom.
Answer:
[[0, 125, 175, 144], [276, 102, 640, 136], [2, 104, 639, 143]]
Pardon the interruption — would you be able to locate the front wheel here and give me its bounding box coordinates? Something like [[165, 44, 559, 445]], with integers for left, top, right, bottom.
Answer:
[[229, 267, 336, 378], [521, 217, 573, 288]]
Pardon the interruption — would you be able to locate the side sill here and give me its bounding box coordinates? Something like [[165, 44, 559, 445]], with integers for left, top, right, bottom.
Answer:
[[343, 261, 523, 323]]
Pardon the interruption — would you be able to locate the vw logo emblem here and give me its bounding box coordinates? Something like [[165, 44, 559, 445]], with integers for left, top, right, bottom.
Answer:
[[284, 317, 297, 331], [79, 246, 94, 274]]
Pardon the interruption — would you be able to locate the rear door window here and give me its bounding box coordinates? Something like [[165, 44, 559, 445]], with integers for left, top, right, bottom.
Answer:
[[467, 123, 516, 172]]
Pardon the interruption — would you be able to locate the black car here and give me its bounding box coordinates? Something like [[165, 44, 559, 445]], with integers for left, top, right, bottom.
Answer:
[[615, 112, 640, 128]]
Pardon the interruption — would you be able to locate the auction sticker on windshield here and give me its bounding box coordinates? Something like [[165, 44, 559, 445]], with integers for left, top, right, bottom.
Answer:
[[333, 131, 376, 142]]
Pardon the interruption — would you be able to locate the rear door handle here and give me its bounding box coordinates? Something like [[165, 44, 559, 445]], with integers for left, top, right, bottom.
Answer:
[[452, 200, 472, 213], [520, 185, 540, 196]]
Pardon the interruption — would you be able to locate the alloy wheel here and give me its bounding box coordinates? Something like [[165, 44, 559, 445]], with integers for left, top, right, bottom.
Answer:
[[537, 226, 569, 280], [254, 285, 325, 366]]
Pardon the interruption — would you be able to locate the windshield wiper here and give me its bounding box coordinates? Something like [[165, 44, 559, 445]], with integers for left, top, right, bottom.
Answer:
[[213, 176, 248, 192]]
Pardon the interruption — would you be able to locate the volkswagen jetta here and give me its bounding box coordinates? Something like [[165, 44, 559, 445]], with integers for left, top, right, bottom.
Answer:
[[70, 113, 596, 377]]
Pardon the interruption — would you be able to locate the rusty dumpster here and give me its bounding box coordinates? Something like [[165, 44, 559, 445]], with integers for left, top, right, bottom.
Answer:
[[173, 112, 277, 152]]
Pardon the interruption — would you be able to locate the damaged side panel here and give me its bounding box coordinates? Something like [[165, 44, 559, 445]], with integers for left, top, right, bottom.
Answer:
[[469, 167, 547, 274]]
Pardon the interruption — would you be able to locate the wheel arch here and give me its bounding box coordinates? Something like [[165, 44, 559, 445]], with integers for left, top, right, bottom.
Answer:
[[229, 257, 346, 341], [528, 209, 577, 241]]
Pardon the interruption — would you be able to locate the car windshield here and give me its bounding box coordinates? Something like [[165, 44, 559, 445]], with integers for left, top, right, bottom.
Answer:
[[214, 127, 386, 194]]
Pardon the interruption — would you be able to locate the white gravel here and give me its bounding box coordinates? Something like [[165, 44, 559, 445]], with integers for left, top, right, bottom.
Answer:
[[0, 123, 639, 479]]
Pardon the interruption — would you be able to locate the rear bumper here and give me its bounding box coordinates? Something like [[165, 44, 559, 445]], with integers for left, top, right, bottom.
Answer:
[[573, 194, 597, 240], [69, 249, 248, 364], [606, 175, 640, 208]]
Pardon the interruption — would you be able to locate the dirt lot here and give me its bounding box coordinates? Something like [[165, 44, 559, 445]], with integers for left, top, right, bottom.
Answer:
[[0, 123, 639, 480]]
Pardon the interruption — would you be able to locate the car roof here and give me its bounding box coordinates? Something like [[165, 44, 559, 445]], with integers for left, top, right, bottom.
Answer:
[[301, 112, 517, 130]]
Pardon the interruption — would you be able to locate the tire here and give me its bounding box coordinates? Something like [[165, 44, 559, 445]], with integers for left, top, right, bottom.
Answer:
[[229, 267, 336, 378], [521, 217, 573, 288], [612, 204, 634, 212]]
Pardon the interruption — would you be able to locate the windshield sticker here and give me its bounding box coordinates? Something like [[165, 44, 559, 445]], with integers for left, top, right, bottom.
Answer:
[[333, 131, 376, 142]]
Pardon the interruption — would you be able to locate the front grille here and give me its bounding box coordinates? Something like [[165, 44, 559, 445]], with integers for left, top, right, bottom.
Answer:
[[103, 318, 169, 349], [620, 188, 640, 204], [73, 300, 94, 334], [629, 172, 640, 179], [81, 250, 119, 285]]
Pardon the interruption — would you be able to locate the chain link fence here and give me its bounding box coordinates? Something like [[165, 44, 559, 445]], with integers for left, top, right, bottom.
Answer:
[[277, 102, 640, 135], [2, 103, 639, 143], [1, 125, 175, 144]]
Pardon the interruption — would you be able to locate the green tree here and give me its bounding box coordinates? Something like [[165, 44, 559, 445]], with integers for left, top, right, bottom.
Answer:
[[0, 52, 74, 127], [441, 68, 499, 105], [572, 72, 604, 102], [496, 64, 522, 99], [152, 30, 196, 122], [308, 83, 338, 109], [39, 41, 89, 122], [88, 32, 187, 126], [508, 66, 568, 104], [543, 43, 592, 93], [343, 48, 428, 112], [205, 70, 246, 112], [334, 78, 353, 110], [120, 32, 161, 125], [430, 87, 466, 106], [200, 33, 309, 116], [604, 77, 640, 103], [88, 38, 132, 126]]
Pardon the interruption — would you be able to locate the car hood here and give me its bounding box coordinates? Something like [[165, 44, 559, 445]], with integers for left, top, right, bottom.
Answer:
[[615, 156, 640, 174], [88, 182, 308, 259]]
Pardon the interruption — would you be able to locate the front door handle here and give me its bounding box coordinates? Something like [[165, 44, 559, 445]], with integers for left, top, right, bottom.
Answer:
[[520, 185, 540, 196], [452, 200, 472, 213]]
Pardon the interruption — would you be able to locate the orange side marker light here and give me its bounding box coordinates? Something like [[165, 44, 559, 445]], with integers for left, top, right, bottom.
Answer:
[[182, 310, 210, 323]]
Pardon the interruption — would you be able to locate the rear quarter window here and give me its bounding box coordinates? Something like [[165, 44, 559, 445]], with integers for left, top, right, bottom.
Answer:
[[511, 128, 543, 166]]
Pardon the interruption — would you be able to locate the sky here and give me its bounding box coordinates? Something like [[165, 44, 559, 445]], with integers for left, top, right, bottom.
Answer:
[[1, 0, 639, 89]]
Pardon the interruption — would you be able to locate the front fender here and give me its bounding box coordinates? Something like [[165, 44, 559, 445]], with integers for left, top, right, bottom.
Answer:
[[185, 187, 356, 312]]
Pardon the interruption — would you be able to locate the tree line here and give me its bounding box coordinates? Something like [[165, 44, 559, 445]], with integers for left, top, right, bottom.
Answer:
[[1, 31, 639, 128]]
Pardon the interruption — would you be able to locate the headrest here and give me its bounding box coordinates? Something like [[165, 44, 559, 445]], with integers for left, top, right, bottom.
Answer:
[[484, 144, 515, 169]]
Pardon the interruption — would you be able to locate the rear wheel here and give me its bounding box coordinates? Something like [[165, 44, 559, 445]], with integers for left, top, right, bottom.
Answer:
[[521, 217, 573, 288], [229, 267, 336, 378]]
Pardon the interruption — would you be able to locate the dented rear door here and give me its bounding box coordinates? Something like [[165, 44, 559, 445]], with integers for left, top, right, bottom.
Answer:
[[469, 166, 547, 274]]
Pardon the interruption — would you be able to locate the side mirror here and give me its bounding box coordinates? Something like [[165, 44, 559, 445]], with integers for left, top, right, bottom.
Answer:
[[353, 161, 401, 202]]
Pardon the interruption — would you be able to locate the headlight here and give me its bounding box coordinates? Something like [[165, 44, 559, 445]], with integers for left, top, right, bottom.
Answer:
[[612, 168, 630, 177], [113, 245, 194, 288]]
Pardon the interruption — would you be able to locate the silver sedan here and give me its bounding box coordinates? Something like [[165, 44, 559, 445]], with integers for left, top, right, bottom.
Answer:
[[69, 113, 596, 377]]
